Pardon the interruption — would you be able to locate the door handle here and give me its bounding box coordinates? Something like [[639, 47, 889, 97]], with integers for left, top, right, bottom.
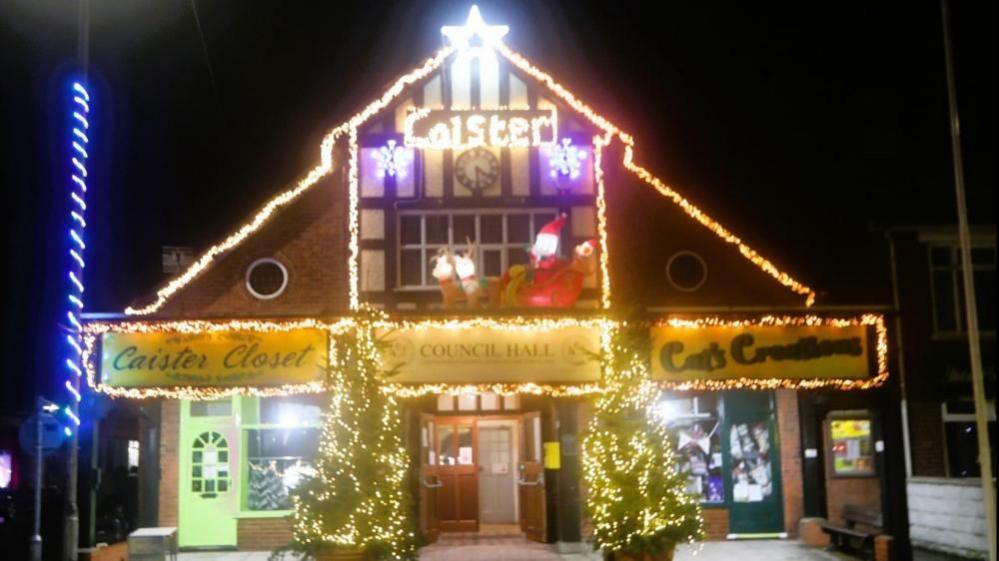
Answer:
[[516, 476, 543, 487], [421, 477, 443, 489]]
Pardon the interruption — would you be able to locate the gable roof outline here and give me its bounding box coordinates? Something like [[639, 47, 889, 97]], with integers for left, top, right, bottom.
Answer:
[[124, 38, 816, 316]]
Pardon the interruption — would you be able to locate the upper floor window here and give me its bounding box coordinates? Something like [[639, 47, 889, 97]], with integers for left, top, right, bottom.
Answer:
[[397, 209, 557, 289], [929, 244, 996, 335]]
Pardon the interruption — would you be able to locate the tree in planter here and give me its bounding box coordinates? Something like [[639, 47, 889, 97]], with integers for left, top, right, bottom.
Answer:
[[288, 309, 416, 561], [583, 329, 704, 560]]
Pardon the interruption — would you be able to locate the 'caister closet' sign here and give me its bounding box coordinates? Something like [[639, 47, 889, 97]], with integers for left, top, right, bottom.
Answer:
[[100, 329, 327, 388]]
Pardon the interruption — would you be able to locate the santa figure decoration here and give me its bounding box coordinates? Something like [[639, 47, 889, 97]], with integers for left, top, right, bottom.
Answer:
[[529, 214, 567, 270]]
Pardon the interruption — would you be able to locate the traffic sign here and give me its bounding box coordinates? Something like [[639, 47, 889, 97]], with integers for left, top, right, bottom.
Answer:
[[18, 414, 66, 455]]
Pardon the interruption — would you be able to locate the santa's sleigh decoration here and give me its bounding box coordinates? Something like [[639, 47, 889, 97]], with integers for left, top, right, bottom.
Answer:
[[430, 214, 597, 310]]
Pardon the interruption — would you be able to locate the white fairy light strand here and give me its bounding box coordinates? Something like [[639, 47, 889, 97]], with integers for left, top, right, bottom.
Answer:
[[122, 29, 816, 316]]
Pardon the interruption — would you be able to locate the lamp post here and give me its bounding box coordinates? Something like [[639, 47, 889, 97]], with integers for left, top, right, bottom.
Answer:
[[940, 1, 996, 559], [31, 397, 60, 561]]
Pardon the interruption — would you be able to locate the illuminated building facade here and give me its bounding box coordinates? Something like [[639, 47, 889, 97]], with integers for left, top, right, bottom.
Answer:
[[80, 6, 907, 554]]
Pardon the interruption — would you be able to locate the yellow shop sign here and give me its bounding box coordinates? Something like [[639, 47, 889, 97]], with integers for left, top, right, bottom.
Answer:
[[650, 324, 871, 382], [379, 324, 601, 384], [100, 328, 327, 388]]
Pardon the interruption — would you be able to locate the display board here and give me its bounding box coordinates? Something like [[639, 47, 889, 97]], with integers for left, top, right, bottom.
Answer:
[[650, 324, 871, 382]]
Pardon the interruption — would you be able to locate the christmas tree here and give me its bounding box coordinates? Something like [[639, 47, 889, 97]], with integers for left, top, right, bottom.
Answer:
[[289, 308, 416, 560], [583, 329, 704, 558]]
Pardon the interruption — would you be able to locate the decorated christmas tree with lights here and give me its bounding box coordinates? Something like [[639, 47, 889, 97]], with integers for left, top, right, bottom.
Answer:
[[289, 308, 416, 560], [583, 329, 704, 559]]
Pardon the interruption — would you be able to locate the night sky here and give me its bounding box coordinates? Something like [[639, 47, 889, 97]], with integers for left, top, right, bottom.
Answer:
[[0, 1, 994, 406]]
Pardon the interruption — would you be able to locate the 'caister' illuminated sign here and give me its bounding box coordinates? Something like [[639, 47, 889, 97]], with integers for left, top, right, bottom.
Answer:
[[404, 108, 557, 149]]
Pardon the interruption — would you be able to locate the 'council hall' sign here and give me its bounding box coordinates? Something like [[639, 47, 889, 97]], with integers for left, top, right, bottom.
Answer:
[[379, 323, 601, 384]]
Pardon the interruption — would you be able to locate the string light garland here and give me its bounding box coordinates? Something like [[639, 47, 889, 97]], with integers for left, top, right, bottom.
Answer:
[[61, 81, 91, 436], [81, 313, 887, 399], [121, 24, 818, 316], [593, 132, 613, 309]]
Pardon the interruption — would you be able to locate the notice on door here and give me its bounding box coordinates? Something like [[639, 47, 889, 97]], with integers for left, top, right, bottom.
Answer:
[[378, 323, 601, 384], [650, 323, 872, 382], [100, 328, 328, 388]]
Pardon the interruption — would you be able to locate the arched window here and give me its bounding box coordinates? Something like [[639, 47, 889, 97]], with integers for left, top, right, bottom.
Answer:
[[191, 431, 230, 498]]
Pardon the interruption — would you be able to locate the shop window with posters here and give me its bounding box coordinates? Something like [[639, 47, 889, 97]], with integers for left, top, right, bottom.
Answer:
[[729, 421, 774, 502], [657, 395, 725, 504], [826, 415, 875, 477]]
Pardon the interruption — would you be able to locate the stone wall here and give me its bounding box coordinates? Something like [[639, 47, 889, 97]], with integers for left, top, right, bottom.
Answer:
[[907, 477, 992, 558]]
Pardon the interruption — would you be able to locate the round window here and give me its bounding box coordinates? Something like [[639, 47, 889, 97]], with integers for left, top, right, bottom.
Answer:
[[666, 251, 707, 292], [245, 258, 288, 300]]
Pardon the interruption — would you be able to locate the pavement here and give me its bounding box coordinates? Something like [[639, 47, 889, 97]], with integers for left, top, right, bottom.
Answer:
[[176, 539, 862, 561]]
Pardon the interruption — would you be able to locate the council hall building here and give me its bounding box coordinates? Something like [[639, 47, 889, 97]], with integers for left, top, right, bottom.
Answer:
[[80, 6, 907, 556]]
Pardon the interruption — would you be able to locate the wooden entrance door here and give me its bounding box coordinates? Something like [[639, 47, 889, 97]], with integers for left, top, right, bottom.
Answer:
[[518, 411, 546, 542], [435, 418, 479, 532], [418, 413, 441, 543]]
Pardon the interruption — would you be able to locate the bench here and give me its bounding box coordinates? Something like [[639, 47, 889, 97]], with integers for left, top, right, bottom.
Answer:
[[821, 505, 883, 559]]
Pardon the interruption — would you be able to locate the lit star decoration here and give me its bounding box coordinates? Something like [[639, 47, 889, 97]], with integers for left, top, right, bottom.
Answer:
[[373, 139, 411, 179], [62, 81, 91, 436], [441, 5, 508, 53], [547, 137, 587, 180]]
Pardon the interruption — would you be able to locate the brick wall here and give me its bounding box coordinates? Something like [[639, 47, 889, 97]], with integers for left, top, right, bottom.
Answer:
[[702, 508, 729, 540], [907, 402, 947, 477], [238, 517, 294, 551], [775, 389, 804, 537], [158, 400, 180, 527], [154, 171, 349, 318]]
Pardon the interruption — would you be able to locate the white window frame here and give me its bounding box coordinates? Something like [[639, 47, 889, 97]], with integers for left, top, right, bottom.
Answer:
[[395, 208, 559, 290], [927, 243, 996, 336]]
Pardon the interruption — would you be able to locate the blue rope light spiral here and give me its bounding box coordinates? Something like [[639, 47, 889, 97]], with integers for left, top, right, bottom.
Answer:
[[62, 81, 90, 436]]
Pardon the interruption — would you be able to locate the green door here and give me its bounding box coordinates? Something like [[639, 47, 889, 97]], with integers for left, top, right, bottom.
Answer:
[[179, 399, 239, 548], [724, 391, 784, 536]]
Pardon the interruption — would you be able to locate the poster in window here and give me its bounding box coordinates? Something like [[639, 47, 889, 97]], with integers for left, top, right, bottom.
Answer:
[[730, 422, 773, 503], [828, 418, 875, 477], [676, 421, 724, 504]]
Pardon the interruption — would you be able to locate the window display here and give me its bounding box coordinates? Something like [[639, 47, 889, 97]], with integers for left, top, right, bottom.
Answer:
[[828, 418, 875, 477], [676, 421, 724, 504], [659, 394, 724, 504], [246, 428, 319, 511]]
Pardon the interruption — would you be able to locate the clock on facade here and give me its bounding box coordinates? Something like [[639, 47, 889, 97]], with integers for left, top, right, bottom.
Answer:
[[454, 147, 500, 193]]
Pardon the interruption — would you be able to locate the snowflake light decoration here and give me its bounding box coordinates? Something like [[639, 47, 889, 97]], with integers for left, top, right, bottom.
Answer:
[[374, 139, 412, 179], [548, 137, 586, 180]]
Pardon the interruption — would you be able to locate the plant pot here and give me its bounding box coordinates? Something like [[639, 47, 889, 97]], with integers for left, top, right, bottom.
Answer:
[[611, 544, 675, 561], [314, 549, 365, 561]]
